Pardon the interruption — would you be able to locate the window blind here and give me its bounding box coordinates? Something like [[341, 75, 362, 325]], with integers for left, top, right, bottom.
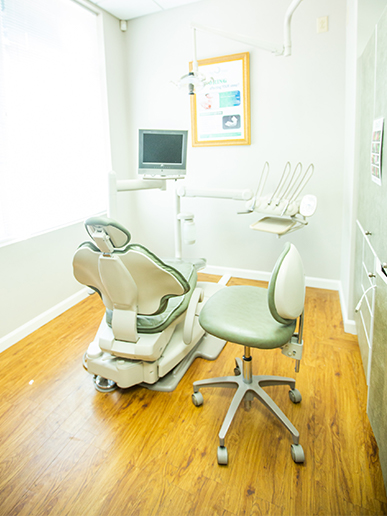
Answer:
[[0, 0, 110, 244]]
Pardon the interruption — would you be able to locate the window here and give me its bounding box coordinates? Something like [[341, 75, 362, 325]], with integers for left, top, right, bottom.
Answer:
[[0, 0, 111, 245]]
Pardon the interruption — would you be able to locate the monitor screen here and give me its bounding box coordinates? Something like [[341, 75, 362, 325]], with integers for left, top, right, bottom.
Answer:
[[138, 129, 188, 177]]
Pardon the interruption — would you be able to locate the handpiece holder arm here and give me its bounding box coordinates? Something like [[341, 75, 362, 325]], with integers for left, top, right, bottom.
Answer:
[[175, 185, 253, 260], [177, 186, 253, 201], [108, 170, 166, 219]]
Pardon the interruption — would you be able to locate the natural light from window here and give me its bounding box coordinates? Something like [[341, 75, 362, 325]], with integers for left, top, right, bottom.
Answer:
[[0, 0, 110, 245]]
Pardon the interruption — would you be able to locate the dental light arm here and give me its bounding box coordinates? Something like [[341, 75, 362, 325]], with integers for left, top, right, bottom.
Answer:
[[176, 0, 304, 93], [192, 23, 283, 56], [192, 0, 303, 56], [283, 0, 304, 56]]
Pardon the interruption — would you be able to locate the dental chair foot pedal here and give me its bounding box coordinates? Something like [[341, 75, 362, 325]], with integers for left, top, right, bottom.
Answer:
[[142, 335, 226, 393], [141, 345, 203, 393], [94, 375, 117, 393]]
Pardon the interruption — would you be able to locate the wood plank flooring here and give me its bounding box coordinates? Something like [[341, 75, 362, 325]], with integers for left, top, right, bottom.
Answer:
[[0, 274, 386, 516]]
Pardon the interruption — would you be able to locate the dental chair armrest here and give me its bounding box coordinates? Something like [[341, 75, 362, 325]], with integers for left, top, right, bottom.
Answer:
[[183, 287, 204, 345]]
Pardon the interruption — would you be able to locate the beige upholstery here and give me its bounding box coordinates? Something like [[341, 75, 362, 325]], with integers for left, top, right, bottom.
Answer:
[[74, 245, 187, 315], [72, 216, 226, 393], [73, 217, 194, 344]]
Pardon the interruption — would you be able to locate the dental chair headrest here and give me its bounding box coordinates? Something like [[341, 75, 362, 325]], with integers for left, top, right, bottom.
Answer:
[[85, 216, 131, 253]]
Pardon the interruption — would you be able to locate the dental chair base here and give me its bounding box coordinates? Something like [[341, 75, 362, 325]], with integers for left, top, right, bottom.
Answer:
[[84, 281, 226, 392]]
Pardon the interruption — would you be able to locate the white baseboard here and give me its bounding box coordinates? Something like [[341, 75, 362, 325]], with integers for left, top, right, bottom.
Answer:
[[0, 288, 90, 354], [202, 265, 271, 283], [1, 264, 358, 356], [338, 283, 357, 335], [203, 265, 341, 291], [343, 319, 357, 334]]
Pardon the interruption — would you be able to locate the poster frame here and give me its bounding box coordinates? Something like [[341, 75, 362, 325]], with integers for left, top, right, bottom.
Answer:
[[190, 52, 251, 147]]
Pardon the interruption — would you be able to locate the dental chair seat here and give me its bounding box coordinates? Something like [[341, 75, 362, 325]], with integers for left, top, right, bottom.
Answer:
[[73, 216, 225, 393]]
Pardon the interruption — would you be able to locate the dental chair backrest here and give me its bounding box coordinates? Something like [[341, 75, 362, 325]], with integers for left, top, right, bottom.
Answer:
[[73, 217, 192, 342]]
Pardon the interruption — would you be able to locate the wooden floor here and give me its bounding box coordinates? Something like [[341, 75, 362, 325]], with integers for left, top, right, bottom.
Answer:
[[0, 274, 386, 516]]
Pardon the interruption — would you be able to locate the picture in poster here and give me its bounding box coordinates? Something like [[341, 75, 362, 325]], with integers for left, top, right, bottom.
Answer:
[[371, 117, 384, 185], [190, 53, 250, 147]]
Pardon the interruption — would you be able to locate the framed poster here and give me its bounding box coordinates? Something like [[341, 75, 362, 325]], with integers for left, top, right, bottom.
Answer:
[[190, 53, 250, 147]]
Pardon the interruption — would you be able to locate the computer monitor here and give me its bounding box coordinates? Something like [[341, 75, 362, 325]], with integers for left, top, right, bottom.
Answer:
[[138, 129, 188, 178]]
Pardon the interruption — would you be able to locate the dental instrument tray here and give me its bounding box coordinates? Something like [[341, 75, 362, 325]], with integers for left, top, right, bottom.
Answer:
[[244, 161, 317, 236]]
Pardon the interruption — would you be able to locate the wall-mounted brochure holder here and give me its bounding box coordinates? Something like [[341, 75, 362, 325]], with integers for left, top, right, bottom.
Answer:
[[243, 162, 317, 236], [371, 117, 384, 186]]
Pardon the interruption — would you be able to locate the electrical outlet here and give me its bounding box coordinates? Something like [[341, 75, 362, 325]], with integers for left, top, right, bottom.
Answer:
[[317, 16, 329, 33]]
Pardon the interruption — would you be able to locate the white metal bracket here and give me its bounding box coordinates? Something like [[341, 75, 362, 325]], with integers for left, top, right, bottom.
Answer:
[[281, 336, 303, 360]]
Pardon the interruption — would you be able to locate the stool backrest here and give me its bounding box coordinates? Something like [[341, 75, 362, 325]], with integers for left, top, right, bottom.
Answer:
[[268, 243, 305, 324]]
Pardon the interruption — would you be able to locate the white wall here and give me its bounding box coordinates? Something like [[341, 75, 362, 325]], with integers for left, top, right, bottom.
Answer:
[[0, 3, 129, 349], [0, 0, 362, 351], [120, 0, 347, 283]]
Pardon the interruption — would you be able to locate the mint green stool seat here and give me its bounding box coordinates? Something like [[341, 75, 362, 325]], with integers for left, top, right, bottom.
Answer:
[[192, 243, 306, 466], [199, 285, 297, 349]]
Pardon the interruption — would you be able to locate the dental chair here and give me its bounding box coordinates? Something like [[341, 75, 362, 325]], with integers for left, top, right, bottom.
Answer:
[[73, 216, 225, 393], [191, 242, 306, 465]]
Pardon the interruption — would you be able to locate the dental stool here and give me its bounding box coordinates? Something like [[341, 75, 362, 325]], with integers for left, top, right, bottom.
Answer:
[[191, 243, 306, 465], [73, 216, 225, 393]]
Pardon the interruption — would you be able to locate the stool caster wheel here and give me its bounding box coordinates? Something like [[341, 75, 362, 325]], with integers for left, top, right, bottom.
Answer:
[[291, 444, 305, 463], [192, 391, 203, 407], [217, 446, 228, 465], [289, 388, 302, 403]]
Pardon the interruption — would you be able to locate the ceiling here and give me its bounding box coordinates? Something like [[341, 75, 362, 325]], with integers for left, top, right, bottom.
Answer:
[[88, 0, 202, 20]]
